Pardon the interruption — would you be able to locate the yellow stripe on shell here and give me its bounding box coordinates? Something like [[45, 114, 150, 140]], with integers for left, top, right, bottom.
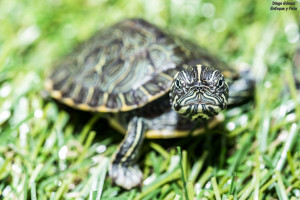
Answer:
[[61, 98, 75, 107], [51, 90, 62, 99], [48, 84, 169, 113], [138, 86, 152, 99], [142, 90, 168, 104], [102, 92, 109, 106], [94, 53, 107, 74], [158, 73, 174, 81], [85, 87, 95, 103], [52, 70, 69, 84], [107, 57, 133, 93], [77, 103, 94, 111], [72, 84, 82, 99], [117, 93, 132, 111]]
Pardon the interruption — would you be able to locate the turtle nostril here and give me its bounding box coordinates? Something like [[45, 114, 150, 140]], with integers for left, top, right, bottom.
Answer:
[[196, 86, 204, 91]]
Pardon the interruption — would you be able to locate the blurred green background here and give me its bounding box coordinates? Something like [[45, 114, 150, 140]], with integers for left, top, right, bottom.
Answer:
[[0, 0, 299, 199]]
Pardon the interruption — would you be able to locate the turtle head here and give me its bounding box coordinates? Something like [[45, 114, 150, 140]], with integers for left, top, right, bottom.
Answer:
[[170, 65, 229, 121]]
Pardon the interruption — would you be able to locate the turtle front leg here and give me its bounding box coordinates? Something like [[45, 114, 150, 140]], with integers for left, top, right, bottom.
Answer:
[[109, 117, 148, 189]]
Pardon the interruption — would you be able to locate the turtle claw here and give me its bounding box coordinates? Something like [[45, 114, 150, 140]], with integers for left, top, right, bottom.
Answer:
[[109, 164, 143, 189]]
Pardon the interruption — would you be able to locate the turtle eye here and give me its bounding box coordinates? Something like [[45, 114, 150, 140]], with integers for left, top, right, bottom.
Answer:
[[175, 80, 181, 88], [217, 79, 223, 87]]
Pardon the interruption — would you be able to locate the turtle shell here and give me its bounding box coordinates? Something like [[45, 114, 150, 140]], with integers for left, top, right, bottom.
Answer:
[[46, 19, 238, 112]]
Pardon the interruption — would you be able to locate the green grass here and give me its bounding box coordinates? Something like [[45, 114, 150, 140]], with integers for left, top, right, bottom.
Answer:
[[0, 0, 300, 199]]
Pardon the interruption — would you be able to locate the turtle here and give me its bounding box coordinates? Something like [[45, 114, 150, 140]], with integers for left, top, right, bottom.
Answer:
[[45, 19, 255, 189]]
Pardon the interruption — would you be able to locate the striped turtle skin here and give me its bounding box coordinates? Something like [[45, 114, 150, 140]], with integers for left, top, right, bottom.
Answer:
[[46, 19, 255, 189]]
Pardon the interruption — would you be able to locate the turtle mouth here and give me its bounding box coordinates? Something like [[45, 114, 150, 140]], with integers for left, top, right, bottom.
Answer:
[[182, 100, 218, 107]]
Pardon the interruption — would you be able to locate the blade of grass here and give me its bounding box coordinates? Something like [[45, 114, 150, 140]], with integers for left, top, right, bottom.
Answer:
[[39, 159, 92, 189], [275, 123, 298, 171], [24, 167, 28, 200], [274, 170, 288, 200], [75, 131, 96, 165], [238, 177, 256, 200], [228, 172, 236, 196], [54, 180, 69, 200], [135, 168, 181, 200], [189, 151, 208, 183], [150, 142, 170, 159], [89, 157, 109, 200], [253, 150, 260, 200], [228, 133, 253, 175], [177, 147, 189, 200], [211, 177, 221, 200], [197, 166, 213, 189], [30, 182, 37, 200], [187, 180, 194, 200], [286, 151, 295, 176], [79, 115, 101, 144]]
